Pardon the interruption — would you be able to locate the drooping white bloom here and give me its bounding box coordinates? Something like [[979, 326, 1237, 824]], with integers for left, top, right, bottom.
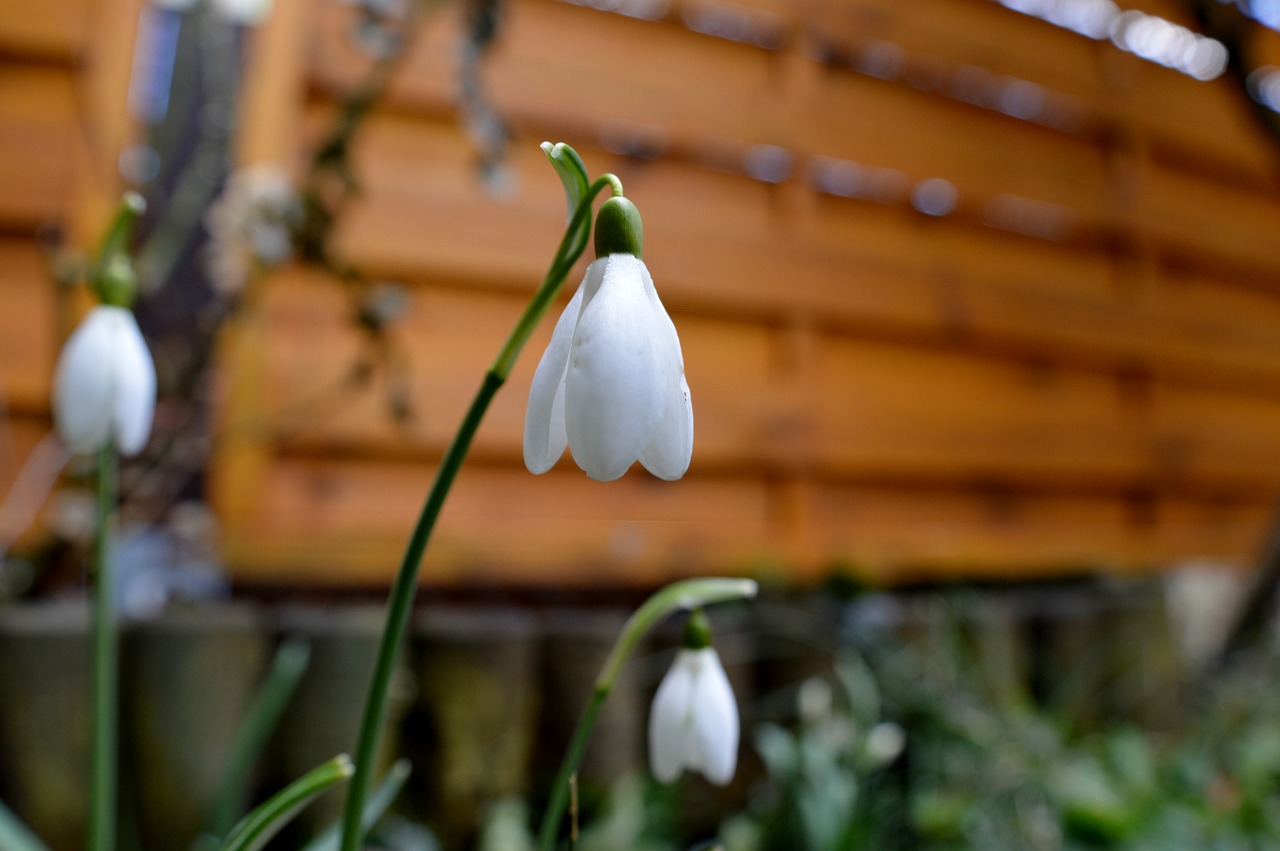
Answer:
[[52, 306, 157, 456], [523, 253, 692, 482], [648, 647, 739, 785]]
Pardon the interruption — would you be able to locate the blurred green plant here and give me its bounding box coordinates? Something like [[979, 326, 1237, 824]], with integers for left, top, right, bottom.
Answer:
[[724, 595, 1280, 851], [720, 653, 905, 851]]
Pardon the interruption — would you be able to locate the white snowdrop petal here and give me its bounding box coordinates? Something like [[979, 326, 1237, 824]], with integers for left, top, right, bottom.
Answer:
[[565, 255, 671, 481], [637, 259, 692, 480], [640, 375, 693, 480], [648, 649, 697, 783], [688, 648, 739, 785], [111, 311, 157, 456], [639, 260, 684, 372], [53, 308, 119, 453], [523, 279, 587, 474]]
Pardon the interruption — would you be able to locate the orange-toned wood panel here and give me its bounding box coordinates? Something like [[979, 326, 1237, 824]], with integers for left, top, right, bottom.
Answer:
[[0, 240, 56, 415], [813, 484, 1271, 580], [813, 336, 1280, 488], [1138, 165, 1280, 275], [221, 455, 1273, 586], [0, 0, 88, 59], [0, 65, 78, 229], [223, 461, 777, 585], [1110, 50, 1280, 182], [790, 70, 1108, 217]]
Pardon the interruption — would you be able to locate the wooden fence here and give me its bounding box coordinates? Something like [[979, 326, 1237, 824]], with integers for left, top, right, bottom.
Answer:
[[5, 0, 1280, 586]]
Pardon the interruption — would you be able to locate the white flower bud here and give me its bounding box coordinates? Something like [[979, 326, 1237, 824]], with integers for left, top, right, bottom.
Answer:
[[648, 647, 739, 785], [52, 306, 156, 456]]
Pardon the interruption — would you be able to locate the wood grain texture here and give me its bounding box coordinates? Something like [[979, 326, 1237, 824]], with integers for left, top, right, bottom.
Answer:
[[4, 0, 1262, 585]]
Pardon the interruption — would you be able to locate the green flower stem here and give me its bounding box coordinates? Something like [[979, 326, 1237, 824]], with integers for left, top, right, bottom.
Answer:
[[90, 192, 146, 296], [535, 577, 759, 851], [336, 174, 621, 851], [89, 444, 118, 851]]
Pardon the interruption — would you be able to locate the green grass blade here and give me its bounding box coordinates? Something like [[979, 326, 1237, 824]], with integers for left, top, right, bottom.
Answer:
[[302, 759, 412, 851], [220, 756, 353, 851], [204, 637, 312, 844]]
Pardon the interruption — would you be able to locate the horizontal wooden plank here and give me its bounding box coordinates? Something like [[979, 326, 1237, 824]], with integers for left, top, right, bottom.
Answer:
[[812, 483, 1271, 581], [0, 65, 78, 228], [0, 0, 88, 59], [0, 239, 56, 415], [790, 71, 1109, 218], [1138, 164, 1280, 275], [224, 460, 777, 585], [221, 452, 1273, 586], [811, 335, 1280, 487]]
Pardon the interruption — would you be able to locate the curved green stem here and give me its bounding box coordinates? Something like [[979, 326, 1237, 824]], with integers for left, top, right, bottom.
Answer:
[[89, 445, 118, 851], [535, 577, 758, 851], [336, 174, 618, 851], [90, 192, 146, 299], [220, 756, 353, 851]]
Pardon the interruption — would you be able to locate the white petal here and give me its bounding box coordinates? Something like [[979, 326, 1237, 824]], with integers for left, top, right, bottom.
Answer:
[[648, 650, 697, 783], [686, 648, 739, 785], [640, 375, 693, 480], [637, 261, 692, 479], [52, 308, 119, 453], [565, 255, 672, 481], [638, 259, 684, 373], [110, 311, 156, 456], [523, 276, 588, 474]]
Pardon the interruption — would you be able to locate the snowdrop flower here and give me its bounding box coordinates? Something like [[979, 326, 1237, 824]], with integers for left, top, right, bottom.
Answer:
[[648, 611, 739, 785], [52, 296, 156, 456], [524, 196, 692, 482]]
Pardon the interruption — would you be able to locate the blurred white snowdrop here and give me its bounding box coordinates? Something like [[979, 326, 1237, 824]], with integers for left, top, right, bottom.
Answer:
[[53, 303, 156, 456], [204, 165, 299, 295], [648, 610, 739, 785], [524, 196, 692, 482]]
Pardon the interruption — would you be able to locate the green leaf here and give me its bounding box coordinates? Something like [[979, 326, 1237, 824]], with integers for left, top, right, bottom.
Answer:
[[301, 759, 412, 851], [0, 796, 49, 851], [540, 142, 589, 224], [204, 637, 313, 845], [834, 651, 880, 727], [220, 755, 354, 851]]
